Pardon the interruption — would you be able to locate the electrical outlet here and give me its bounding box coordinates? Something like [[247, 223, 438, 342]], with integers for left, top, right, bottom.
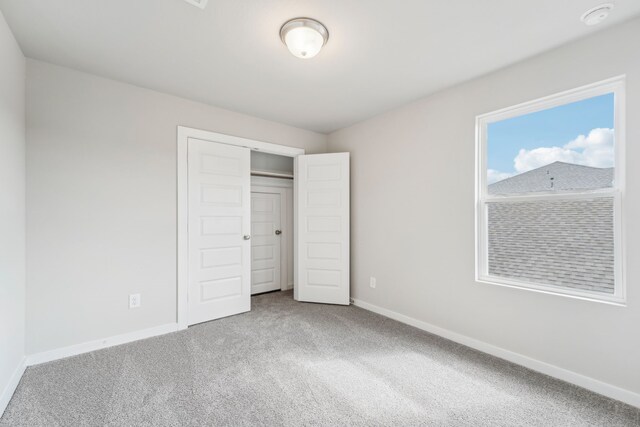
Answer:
[[369, 277, 376, 289], [129, 293, 141, 309]]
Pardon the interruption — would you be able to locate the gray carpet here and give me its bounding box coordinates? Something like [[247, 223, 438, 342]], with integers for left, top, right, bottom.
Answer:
[[1, 291, 638, 426]]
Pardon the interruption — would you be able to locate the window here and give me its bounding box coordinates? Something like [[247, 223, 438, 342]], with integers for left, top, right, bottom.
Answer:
[[476, 77, 625, 304]]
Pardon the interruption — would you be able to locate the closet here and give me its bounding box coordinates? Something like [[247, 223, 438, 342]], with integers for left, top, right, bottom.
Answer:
[[249, 151, 294, 295], [177, 126, 350, 327]]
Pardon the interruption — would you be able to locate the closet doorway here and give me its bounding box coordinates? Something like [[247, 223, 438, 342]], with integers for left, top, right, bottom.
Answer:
[[250, 151, 295, 295], [176, 127, 350, 329]]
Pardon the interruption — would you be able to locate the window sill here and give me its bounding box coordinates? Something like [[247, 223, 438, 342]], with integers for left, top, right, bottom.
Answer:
[[476, 275, 626, 307]]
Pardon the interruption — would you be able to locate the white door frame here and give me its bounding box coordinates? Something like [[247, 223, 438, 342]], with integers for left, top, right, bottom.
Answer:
[[251, 177, 294, 292], [177, 126, 304, 330]]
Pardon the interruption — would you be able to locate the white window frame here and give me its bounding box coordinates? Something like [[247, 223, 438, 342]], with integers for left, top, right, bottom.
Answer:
[[475, 76, 626, 305]]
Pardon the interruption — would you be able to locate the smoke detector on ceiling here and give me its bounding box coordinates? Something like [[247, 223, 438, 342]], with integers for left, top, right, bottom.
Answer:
[[183, 0, 208, 10], [580, 3, 614, 26]]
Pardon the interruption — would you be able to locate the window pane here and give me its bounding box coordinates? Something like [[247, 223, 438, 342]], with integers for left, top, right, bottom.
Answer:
[[487, 197, 614, 294], [487, 94, 615, 195]]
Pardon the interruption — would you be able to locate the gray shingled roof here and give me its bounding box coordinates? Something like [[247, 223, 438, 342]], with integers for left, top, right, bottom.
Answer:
[[489, 161, 614, 195], [487, 162, 614, 294]]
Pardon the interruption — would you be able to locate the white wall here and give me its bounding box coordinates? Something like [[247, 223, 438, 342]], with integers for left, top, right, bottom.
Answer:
[[26, 60, 327, 355], [329, 18, 640, 399], [0, 10, 26, 414]]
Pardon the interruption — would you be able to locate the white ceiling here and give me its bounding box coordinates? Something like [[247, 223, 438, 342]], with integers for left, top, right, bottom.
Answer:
[[1, 0, 639, 133]]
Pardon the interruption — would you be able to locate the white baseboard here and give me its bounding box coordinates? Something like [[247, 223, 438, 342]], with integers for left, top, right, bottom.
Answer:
[[352, 298, 640, 408], [26, 323, 179, 366], [0, 356, 27, 417]]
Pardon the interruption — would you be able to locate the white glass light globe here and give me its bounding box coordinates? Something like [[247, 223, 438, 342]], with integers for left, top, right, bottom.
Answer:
[[285, 26, 324, 59], [280, 18, 329, 59]]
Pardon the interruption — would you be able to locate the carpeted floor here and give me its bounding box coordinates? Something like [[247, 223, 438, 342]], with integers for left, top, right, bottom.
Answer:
[[1, 291, 638, 426]]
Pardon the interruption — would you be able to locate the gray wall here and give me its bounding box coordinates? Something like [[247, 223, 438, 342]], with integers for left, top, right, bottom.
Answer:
[[26, 60, 327, 354], [0, 10, 25, 410], [328, 18, 640, 395]]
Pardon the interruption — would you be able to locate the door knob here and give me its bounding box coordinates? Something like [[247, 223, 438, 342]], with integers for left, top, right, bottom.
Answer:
[[243, 235, 251, 240], [275, 230, 282, 235]]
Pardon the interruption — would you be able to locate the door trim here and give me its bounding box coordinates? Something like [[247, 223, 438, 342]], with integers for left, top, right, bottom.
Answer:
[[251, 177, 294, 292], [251, 186, 290, 292], [177, 126, 304, 330]]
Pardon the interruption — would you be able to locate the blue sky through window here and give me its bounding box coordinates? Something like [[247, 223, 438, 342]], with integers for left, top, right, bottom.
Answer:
[[487, 93, 614, 184]]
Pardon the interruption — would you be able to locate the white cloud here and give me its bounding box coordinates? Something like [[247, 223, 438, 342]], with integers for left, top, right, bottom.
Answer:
[[514, 128, 614, 173], [487, 169, 514, 184], [488, 128, 614, 184], [513, 146, 582, 173]]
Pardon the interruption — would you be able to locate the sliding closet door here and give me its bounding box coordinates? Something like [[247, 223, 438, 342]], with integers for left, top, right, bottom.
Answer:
[[187, 138, 251, 325], [294, 153, 350, 305]]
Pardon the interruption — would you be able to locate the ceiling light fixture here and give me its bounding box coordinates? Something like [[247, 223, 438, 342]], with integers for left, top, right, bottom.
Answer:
[[581, 3, 614, 26], [280, 18, 329, 59]]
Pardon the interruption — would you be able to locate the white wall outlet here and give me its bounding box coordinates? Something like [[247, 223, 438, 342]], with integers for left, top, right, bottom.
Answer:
[[129, 293, 141, 309], [369, 277, 376, 289]]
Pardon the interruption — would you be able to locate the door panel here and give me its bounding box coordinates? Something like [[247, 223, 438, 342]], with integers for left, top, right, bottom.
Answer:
[[251, 192, 282, 294], [295, 153, 350, 305], [188, 139, 251, 325]]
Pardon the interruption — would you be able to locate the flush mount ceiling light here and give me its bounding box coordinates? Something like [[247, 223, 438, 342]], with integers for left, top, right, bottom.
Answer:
[[581, 3, 614, 26], [280, 18, 329, 59]]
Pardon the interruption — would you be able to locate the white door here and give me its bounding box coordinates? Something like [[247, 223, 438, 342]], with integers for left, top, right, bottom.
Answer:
[[188, 138, 251, 325], [294, 153, 350, 305], [251, 192, 282, 295]]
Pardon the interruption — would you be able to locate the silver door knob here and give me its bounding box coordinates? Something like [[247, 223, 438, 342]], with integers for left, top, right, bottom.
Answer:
[[275, 230, 282, 235], [243, 235, 251, 240]]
